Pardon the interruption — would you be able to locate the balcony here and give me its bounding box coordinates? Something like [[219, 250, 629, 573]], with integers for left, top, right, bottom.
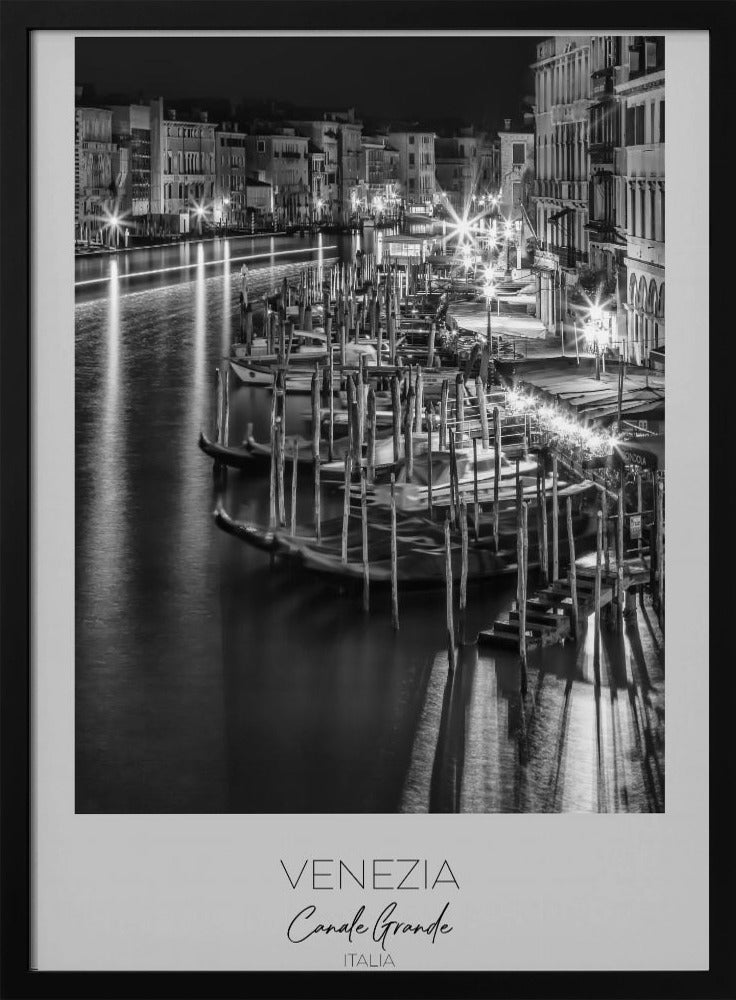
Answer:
[[548, 243, 588, 269], [591, 66, 615, 99], [589, 141, 614, 165], [535, 179, 589, 203]]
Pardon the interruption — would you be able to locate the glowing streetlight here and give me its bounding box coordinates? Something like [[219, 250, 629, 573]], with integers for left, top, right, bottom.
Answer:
[[585, 304, 610, 380]]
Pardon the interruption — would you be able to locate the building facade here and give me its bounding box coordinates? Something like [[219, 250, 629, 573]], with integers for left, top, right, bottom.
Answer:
[[244, 127, 310, 224], [149, 98, 216, 232], [215, 123, 248, 230], [386, 127, 436, 208], [358, 136, 400, 215], [287, 120, 340, 221], [75, 106, 116, 242], [497, 120, 535, 220], [616, 35, 665, 362], [531, 36, 591, 335], [109, 103, 151, 228]]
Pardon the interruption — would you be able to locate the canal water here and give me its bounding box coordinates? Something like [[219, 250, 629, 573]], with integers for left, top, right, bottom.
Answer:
[[75, 231, 664, 813]]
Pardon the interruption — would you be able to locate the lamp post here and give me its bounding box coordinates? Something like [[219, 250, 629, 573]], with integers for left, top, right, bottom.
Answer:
[[107, 213, 121, 249], [222, 196, 230, 237], [585, 305, 609, 380]]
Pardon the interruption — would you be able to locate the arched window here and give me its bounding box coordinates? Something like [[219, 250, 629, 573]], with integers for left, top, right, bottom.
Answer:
[[629, 273, 637, 305], [648, 279, 658, 316], [638, 276, 647, 311], [657, 283, 665, 318]]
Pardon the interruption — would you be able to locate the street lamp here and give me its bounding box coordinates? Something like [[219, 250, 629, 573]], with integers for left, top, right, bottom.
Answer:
[[106, 212, 121, 249], [585, 305, 609, 380], [222, 196, 230, 237], [193, 204, 206, 236]]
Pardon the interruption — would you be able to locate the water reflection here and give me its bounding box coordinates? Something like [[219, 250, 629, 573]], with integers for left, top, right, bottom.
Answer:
[[75, 236, 664, 813]]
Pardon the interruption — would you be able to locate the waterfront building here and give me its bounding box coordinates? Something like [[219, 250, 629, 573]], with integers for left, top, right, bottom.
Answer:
[[215, 122, 248, 230], [75, 104, 116, 242], [149, 97, 216, 233], [244, 126, 310, 225], [531, 36, 591, 336], [386, 125, 436, 209], [244, 176, 274, 227], [286, 119, 340, 221], [109, 103, 151, 231], [615, 35, 665, 363], [357, 135, 400, 216], [324, 109, 363, 222]]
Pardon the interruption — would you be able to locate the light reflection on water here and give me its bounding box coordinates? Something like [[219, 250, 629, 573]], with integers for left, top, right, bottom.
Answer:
[[75, 235, 664, 813]]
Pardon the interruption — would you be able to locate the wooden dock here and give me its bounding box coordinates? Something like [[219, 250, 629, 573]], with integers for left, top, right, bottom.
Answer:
[[477, 550, 650, 651]]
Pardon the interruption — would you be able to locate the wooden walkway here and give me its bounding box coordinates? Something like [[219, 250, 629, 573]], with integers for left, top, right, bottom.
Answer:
[[477, 551, 651, 651]]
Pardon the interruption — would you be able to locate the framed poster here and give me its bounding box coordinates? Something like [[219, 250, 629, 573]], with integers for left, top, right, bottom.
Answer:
[[1, 1, 733, 996]]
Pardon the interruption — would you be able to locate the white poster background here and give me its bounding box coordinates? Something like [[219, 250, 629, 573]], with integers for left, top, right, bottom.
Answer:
[[32, 30, 708, 971]]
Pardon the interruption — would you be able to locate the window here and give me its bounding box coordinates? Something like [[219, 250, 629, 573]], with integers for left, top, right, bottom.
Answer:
[[512, 142, 525, 165], [636, 105, 645, 143], [257, 140, 265, 153], [659, 100, 665, 142], [409, 153, 415, 166], [650, 103, 655, 143], [512, 182, 521, 204], [409, 135, 415, 144]]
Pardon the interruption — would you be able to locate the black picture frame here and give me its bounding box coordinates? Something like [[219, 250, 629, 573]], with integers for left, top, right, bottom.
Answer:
[[1, 2, 733, 997]]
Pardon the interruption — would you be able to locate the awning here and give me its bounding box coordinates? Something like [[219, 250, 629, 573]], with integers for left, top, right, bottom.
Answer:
[[548, 206, 574, 224]]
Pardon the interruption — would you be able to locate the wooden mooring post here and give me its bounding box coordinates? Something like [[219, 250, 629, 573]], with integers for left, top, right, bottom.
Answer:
[[594, 510, 603, 685], [444, 516, 456, 673], [405, 384, 415, 483], [460, 499, 468, 642], [472, 437, 479, 540], [361, 467, 370, 612], [477, 377, 489, 449], [656, 480, 665, 625], [425, 404, 434, 518], [539, 452, 549, 585], [493, 406, 501, 551], [391, 374, 401, 464], [617, 474, 625, 623], [341, 452, 352, 564], [268, 371, 278, 529], [367, 387, 377, 483], [290, 439, 299, 536], [551, 453, 559, 581], [566, 496, 579, 640], [455, 374, 465, 446], [390, 473, 399, 630], [440, 379, 449, 451]]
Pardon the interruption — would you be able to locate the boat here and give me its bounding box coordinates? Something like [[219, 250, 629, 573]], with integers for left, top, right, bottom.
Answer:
[[213, 478, 597, 588]]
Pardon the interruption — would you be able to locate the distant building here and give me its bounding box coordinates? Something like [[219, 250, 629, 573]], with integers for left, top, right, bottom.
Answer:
[[244, 126, 310, 225], [75, 105, 116, 242], [323, 110, 363, 221], [244, 176, 274, 226], [109, 103, 151, 229], [215, 122, 248, 230], [149, 97, 216, 233], [497, 119, 535, 220], [386, 126, 436, 208], [286, 119, 340, 221], [357, 135, 400, 215]]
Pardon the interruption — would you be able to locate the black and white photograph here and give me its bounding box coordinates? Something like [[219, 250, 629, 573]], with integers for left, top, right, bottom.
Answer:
[[73, 32, 667, 815]]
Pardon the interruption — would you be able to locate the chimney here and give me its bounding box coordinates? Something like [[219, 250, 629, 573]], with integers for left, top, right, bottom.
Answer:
[[504, 118, 511, 130], [200, 111, 208, 123], [168, 109, 176, 120]]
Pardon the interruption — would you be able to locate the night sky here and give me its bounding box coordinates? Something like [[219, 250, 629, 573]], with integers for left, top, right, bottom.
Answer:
[[76, 35, 540, 131]]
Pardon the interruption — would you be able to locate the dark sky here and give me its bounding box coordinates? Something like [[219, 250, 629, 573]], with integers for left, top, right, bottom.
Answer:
[[76, 35, 539, 131]]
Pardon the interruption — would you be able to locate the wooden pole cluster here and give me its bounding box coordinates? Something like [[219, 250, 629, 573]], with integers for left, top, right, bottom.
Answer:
[[311, 369, 321, 541], [390, 472, 399, 630], [517, 500, 529, 694]]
